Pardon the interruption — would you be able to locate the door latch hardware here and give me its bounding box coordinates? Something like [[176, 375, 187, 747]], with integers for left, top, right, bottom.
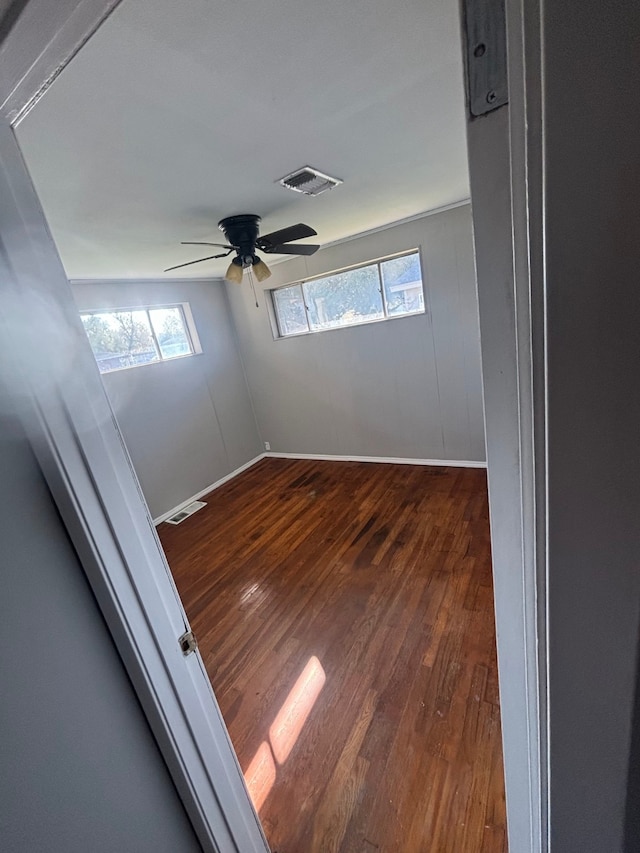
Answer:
[[179, 630, 198, 656]]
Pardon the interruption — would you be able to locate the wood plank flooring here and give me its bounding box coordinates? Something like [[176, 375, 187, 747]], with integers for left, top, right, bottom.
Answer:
[[159, 458, 507, 853]]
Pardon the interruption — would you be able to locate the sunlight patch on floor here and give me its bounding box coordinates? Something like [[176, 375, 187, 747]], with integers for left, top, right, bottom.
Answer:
[[244, 655, 326, 811]]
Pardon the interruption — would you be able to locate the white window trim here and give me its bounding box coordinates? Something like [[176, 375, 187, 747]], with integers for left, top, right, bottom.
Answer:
[[270, 249, 425, 339]]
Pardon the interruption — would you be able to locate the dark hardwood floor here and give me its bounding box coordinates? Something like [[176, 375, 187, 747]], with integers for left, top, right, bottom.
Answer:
[[159, 458, 507, 853]]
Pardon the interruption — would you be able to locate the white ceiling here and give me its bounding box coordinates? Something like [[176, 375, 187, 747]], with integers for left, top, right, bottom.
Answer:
[[15, 0, 469, 279]]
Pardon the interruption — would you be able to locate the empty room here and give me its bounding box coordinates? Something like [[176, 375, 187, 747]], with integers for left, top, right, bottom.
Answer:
[[12, 0, 506, 850]]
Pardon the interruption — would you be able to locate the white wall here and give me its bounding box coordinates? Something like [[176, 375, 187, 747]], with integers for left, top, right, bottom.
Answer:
[[227, 204, 485, 463], [72, 279, 262, 519]]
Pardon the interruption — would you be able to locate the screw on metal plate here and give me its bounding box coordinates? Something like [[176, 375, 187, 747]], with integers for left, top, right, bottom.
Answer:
[[464, 0, 508, 115]]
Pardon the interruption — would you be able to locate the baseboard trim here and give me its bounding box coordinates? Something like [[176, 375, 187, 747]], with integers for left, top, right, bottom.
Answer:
[[153, 451, 486, 524], [153, 453, 266, 525], [265, 452, 487, 468]]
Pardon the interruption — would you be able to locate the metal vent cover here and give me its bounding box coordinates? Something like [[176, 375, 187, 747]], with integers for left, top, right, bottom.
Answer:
[[166, 500, 207, 525], [278, 166, 342, 196]]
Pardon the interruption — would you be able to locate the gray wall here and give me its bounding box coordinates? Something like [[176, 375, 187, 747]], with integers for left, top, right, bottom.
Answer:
[[72, 279, 262, 519], [0, 397, 202, 853], [543, 1, 640, 850], [73, 208, 483, 524], [227, 204, 485, 462]]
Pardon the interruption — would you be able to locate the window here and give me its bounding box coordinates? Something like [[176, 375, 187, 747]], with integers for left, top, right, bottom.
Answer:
[[271, 251, 424, 337], [80, 304, 197, 374]]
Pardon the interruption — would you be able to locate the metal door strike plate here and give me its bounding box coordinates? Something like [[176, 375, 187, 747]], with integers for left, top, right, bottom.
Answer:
[[463, 0, 508, 116]]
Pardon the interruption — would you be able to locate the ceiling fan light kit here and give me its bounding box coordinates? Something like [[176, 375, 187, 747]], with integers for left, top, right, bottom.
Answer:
[[225, 257, 244, 284], [251, 258, 272, 283], [165, 213, 320, 284]]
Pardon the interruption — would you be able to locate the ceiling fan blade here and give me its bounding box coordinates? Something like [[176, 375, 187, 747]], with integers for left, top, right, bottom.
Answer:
[[181, 241, 235, 249], [164, 251, 232, 272], [264, 243, 320, 256], [257, 223, 317, 248]]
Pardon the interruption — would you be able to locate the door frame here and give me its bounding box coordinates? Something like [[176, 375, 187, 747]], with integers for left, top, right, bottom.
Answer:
[[462, 0, 547, 848], [0, 115, 268, 853], [0, 0, 547, 850], [0, 3, 268, 851]]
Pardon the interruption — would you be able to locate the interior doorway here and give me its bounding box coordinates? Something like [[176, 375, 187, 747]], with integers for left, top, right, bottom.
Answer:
[[5, 0, 513, 849]]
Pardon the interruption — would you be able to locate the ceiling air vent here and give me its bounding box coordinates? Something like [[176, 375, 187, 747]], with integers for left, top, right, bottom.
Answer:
[[278, 166, 343, 197], [166, 500, 207, 525]]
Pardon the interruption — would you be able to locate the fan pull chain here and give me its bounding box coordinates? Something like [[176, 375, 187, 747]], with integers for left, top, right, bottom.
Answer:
[[247, 267, 259, 308]]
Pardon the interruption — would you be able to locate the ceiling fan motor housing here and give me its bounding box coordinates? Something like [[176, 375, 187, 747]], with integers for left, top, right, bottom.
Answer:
[[219, 214, 261, 267], [164, 215, 318, 274]]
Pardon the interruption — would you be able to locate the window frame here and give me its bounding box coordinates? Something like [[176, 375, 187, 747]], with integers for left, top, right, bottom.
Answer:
[[79, 302, 201, 374], [269, 249, 425, 339]]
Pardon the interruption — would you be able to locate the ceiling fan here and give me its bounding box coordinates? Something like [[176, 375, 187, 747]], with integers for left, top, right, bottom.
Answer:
[[164, 214, 320, 283]]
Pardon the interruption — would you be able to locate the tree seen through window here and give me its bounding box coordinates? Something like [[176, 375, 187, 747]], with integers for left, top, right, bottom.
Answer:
[[272, 251, 424, 337], [81, 305, 193, 373]]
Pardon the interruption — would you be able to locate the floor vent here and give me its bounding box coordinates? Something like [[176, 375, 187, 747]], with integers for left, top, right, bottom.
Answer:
[[278, 166, 342, 196], [165, 500, 207, 525]]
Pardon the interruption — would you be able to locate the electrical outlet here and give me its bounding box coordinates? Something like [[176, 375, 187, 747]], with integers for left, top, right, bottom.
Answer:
[[264, 441, 271, 451]]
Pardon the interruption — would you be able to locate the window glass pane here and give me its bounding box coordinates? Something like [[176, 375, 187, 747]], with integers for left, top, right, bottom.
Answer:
[[380, 253, 424, 316], [148, 307, 192, 358], [81, 310, 158, 373], [303, 264, 383, 331], [273, 284, 309, 336]]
